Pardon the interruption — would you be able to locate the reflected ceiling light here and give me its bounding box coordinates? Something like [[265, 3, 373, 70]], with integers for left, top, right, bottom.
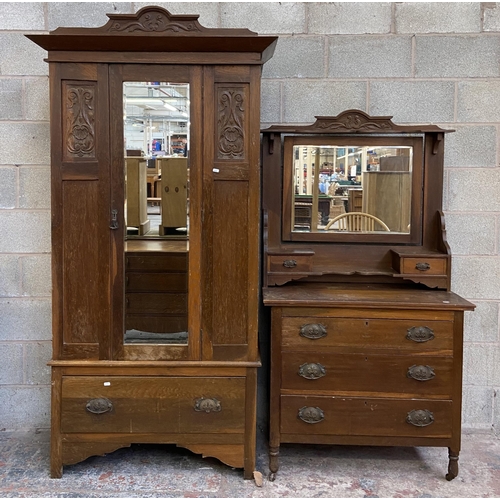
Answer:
[[163, 102, 177, 112], [125, 97, 160, 104]]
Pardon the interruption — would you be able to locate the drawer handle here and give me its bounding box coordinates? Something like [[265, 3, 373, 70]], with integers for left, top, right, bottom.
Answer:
[[300, 323, 327, 340], [406, 409, 434, 427], [406, 326, 435, 343], [86, 398, 113, 415], [283, 259, 297, 268], [407, 364, 435, 381], [298, 406, 325, 424], [194, 397, 221, 413], [415, 262, 431, 271], [298, 362, 326, 380]]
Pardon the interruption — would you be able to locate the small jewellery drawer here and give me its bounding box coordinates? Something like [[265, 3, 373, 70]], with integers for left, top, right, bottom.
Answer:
[[281, 352, 453, 397], [281, 317, 453, 351], [280, 395, 452, 438], [401, 257, 447, 275], [268, 255, 312, 273], [126, 254, 187, 272], [61, 376, 245, 434]]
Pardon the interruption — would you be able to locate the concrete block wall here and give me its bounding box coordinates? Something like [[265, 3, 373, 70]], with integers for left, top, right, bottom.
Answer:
[[0, 2, 498, 432]]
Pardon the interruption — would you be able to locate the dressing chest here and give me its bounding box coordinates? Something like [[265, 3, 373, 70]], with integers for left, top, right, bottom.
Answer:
[[261, 111, 474, 480]]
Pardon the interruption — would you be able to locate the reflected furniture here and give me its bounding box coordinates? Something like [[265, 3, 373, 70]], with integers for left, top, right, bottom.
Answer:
[[125, 158, 150, 235], [125, 239, 188, 343], [28, 6, 276, 479], [146, 174, 160, 198], [262, 110, 474, 481], [362, 171, 411, 232], [157, 157, 188, 235], [348, 188, 363, 212], [294, 195, 331, 226], [325, 211, 390, 232]]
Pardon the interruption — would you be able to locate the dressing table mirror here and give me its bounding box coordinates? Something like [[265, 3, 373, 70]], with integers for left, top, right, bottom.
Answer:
[[27, 6, 276, 478], [262, 110, 474, 480]]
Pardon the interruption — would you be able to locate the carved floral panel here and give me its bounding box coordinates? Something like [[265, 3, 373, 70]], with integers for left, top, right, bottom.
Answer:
[[217, 86, 247, 160], [63, 82, 96, 160]]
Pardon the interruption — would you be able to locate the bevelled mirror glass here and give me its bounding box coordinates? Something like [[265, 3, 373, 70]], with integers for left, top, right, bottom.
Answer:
[[123, 81, 190, 345], [283, 136, 423, 244]]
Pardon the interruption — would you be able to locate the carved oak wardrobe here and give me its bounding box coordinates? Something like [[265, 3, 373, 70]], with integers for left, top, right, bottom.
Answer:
[[27, 6, 276, 478]]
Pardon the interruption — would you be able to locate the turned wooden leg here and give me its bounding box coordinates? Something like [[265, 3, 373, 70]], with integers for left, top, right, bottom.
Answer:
[[445, 448, 459, 481], [269, 445, 279, 481]]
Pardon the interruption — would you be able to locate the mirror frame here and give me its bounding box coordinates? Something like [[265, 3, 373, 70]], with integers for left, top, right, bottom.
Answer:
[[281, 134, 424, 245]]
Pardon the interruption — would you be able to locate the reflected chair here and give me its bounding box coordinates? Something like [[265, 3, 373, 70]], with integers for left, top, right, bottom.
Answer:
[[325, 212, 390, 232]]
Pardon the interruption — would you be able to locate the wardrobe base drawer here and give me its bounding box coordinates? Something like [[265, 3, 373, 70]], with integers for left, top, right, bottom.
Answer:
[[280, 395, 452, 439], [61, 376, 245, 434]]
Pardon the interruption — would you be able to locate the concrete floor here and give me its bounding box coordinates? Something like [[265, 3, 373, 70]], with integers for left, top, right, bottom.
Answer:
[[1, 428, 500, 498]]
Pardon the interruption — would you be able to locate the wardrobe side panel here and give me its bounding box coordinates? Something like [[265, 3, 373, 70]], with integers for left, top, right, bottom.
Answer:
[[202, 66, 260, 361], [52, 63, 111, 360]]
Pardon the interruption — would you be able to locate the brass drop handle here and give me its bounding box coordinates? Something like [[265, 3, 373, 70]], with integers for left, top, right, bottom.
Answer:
[[298, 406, 325, 424], [194, 397, 221, 413], [415, 262, 431, 271], [407, 365, 435, 381], [300, 323, 327, 340], [283, 259, 297, 268], [406, 326, 435, 343], [86, 398, 113, 414], [406, 409, 434, 427], [298, 362, 326, 380]]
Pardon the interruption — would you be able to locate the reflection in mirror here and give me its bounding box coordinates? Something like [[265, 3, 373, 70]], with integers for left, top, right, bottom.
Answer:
[[292, 145, 413, 234], [123, 82, 190, 345], [123, 81, 190, 238]]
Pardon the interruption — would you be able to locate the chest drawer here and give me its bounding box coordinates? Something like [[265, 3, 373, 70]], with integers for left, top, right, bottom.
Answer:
[[281, 316, 453, 351], [280, 395, 452, 439], [61, 376, 245, 434], [281, 352, 453, 397]]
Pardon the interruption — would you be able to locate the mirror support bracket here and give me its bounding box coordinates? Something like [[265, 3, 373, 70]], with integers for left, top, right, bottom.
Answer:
[[268, 133, 275, 155], [433, 132, 444, 155]]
